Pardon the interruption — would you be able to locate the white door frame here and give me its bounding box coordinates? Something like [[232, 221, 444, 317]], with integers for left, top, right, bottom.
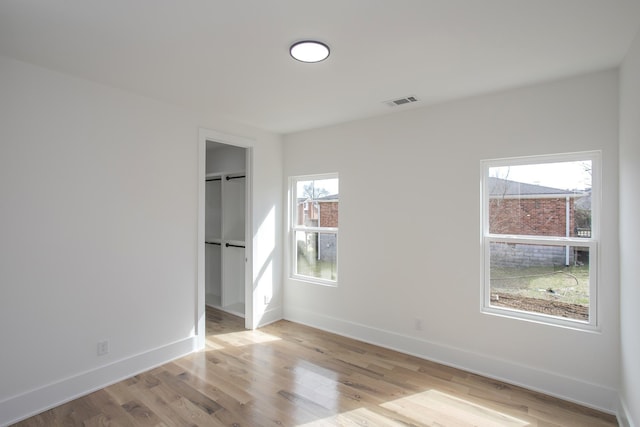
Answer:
[[196, 128, 254, 349]]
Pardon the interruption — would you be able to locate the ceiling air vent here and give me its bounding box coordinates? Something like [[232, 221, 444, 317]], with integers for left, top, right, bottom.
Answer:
[[385, 96, 419, 107]]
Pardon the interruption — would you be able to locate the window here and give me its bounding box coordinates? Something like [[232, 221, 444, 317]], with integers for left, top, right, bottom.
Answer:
[[481, 152, 599, 329], [291, 174, 339, 285]]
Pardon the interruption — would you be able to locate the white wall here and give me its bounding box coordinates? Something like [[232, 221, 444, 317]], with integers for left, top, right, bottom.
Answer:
[[619, 29, 640, 427], [283, 70, 620, 412], [0, 54, 282, 425]]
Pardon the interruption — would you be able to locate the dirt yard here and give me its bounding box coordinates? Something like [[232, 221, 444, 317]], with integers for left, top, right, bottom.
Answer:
[[492, 293, 588, 321]]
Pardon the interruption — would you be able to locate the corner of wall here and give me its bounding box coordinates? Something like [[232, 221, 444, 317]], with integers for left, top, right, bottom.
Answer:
[[618, 22, 640, 427], [616, 393, 635, 427]]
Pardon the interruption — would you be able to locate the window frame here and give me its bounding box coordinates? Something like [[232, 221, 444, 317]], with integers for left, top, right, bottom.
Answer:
[[290, 173, 339, 286], [480, 151, 600, 331]]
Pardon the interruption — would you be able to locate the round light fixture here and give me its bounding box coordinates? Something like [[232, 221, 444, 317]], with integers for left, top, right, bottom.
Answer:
[[290, 40, 330, 63]]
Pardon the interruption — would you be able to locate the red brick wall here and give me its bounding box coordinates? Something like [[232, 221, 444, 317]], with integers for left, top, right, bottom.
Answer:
[[319, 202, 339, 227], [490, 197, 575, 237]]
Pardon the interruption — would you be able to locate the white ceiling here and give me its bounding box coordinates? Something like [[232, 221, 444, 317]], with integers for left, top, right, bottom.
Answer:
[[1, 0, 639, 134]]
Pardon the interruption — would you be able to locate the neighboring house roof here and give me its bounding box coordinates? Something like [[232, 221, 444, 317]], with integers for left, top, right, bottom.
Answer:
[[317, 194, 339, 201], [488, 177, 584, 197], [298, 194, 339, 202]]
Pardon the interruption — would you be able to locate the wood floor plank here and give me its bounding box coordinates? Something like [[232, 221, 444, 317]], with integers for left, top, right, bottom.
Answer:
[[127, 378, 200, 427], [49, 396, 102, 426], [85, 389, 138, 427], [12, 307, 618, 427], [172, 351, 310, 426]]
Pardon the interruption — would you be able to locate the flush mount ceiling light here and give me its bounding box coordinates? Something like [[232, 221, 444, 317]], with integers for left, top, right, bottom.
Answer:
[[290, 40, 330, 63]]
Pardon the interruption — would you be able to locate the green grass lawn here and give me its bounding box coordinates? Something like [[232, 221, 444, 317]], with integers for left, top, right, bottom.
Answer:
[[490, 265, 590, 305], [296, 253, 337, 281]]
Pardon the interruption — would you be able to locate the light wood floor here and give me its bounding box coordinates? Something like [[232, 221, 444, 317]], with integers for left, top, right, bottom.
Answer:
[[14, 307, 617, 426]]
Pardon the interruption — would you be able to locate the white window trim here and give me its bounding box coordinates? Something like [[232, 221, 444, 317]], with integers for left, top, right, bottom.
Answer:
[[480, 151, 601, 331], [290, 173, 339, 286]]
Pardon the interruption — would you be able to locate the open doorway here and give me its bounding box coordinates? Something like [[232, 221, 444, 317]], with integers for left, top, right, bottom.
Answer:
[[204, 141, 247, 316], [197, 129, 253, 347]]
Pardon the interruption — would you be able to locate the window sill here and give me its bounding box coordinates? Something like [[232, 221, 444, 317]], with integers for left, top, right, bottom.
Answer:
[[290, 274, 338, 287], [481, 304, 600, 333]]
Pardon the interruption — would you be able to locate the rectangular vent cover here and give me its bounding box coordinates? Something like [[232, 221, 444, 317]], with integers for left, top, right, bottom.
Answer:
[[385, 96, 419, 107]]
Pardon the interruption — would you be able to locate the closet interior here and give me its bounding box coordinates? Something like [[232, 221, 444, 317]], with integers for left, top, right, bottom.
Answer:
[[205, 141, 247, 317]]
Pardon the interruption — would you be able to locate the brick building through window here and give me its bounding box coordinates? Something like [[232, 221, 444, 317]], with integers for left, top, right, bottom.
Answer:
[[488, 177, 589, 237], [488, 177, 590, 267], [293, 179, 339, 283], [297, 195, 339, 228]]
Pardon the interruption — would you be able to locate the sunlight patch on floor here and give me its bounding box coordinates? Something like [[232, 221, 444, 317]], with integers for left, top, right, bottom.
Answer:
[[381, 389, 530, 426], [291, 361, 339, 414], [298, 407, 407, 427], [204, 338, 226, 350], [206, 329, 282, 348]]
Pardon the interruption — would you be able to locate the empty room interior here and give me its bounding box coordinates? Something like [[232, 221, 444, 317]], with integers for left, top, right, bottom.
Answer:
[[1, 1, 640, 426]]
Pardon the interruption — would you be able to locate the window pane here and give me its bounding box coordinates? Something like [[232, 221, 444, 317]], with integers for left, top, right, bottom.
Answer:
[[295, 231, 337, 281], [489, 161, 591, 237], [489, 242, 590, 321], [295, 178, 339, 227]]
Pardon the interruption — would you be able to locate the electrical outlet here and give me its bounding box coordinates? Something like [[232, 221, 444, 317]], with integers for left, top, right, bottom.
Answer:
[[97, 340, 109, 356], [414, 318, 423, 331]]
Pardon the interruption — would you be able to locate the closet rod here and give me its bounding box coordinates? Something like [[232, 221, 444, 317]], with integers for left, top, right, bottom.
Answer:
[[206, 177, 222, 182], [205, 241, 221, 246], [225, 243, 245, 248], [226, 175, 246, 181]]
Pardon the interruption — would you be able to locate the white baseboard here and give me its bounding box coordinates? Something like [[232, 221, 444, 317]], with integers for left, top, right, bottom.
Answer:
[[617, 394, 636, 427], [0, 336, 197, 427], [256, 305, 284, 328], [284, 306, 619, 415]]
